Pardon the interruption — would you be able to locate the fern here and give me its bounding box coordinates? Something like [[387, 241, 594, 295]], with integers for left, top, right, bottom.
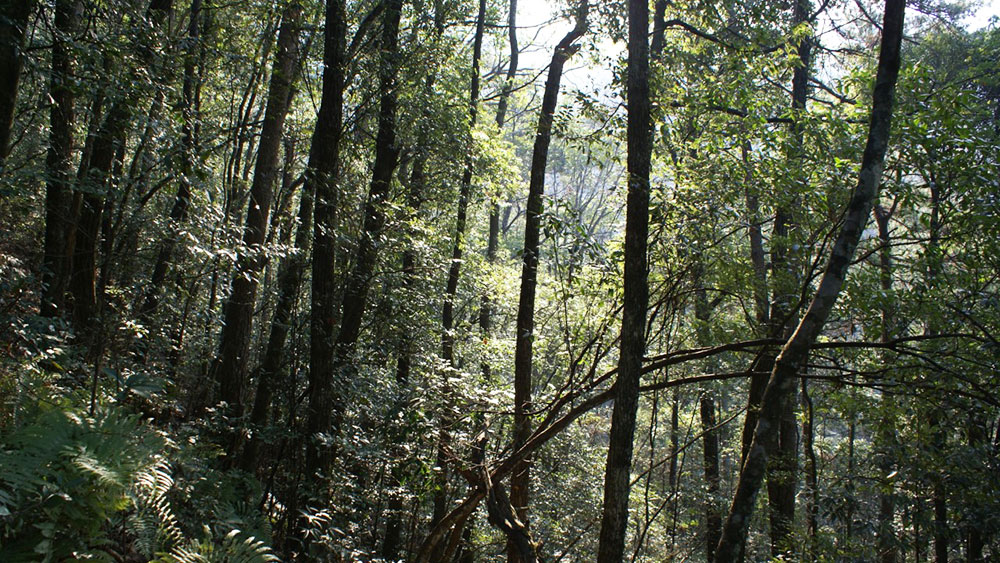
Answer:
[[155, 528, 278, 563]]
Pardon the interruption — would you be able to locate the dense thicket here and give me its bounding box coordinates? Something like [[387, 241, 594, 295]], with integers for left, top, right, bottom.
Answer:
[[1, 0, 998, 561]]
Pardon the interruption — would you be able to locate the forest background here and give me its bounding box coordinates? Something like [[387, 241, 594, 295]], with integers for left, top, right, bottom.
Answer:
[[0, 0, 998, 560]]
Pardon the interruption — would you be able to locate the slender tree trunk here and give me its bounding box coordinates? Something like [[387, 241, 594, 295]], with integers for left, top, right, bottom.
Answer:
[[801, 377, 819, 559], [0, 0, 34, 163], [68, 0, 173, 331], [240, 165, 311, 472], [668, 386, 680, 548], [700, 392, 722, 560], [874, 202, 898, 563], [140, 0, 203, 320], [596, 0, 649, 559], [694, 283, 722, 561], [964, 414, 987, 562], [305, 0, 347, 486], [383, 25, 443, 560], [768, 4, 812, 555], [433, 0, 486, 546], [481, 0, 518, 345], [510, 5, 588, 560], [41, 0, 80, 317], [714, 1, 905, 558], [214, 3, 301, 416], [927, 178, 948, 563]]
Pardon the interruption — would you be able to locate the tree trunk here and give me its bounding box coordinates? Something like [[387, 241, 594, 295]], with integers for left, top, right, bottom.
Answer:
[[714, 0, 905, 558], [382, 19, 444, 558], [433, 0, 486, 547], [595, 0, 649, 559], [68, 0, 173, 331], [0, 0, 34, 162], [801, 377, 819, 559], [213, 2, 301, 416], [306, 0, 402, 481], [510, 4, 588, 560], [693, 281, 722, 562], [874, 202, 898, 563], [139, 0, 203, 321], [927, 172, 948, 563], [305, 0, 347, 485], [240, 164, 311, 472], [41, 0, 80, 317]]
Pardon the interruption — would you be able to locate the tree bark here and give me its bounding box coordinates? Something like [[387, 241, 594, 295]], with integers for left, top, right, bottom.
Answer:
[[874, 202, 898, 563], [693, 281, 722, 562], [801, 377, 819, 559], [68, 0, 173, 331], [382, 14, 445, 558], [305, 0, 347, 485], [714, 0, 905, 558], [306, 0, 402, 481], [510, 4, 588, 560], [214, 2, 301, 416], [0, 0, 34, 162], [240, 163, 311, 472], [41, 0, 80, 317], [596, 0, 649, 559]]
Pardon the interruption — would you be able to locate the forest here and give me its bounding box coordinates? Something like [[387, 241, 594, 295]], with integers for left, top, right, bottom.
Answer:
[[0, 0, 998, 560]]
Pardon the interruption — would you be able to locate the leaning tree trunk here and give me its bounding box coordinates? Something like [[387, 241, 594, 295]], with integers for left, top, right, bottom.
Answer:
[[714, 0, 905, 558], [595, 0, 650, 560], [0, 0, 34, 163], [510, 3, 588, 560], [41, 0, 80, 317], [213, 3, 301, 417]]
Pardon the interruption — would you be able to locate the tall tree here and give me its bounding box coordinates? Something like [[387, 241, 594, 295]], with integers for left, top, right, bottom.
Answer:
[[431, 0, 487, 548], [766, 1, 813, 554], [596, 0, 651, 560], [510, 2, 588, 559], [68, 0, 173, 330], [139, 0, 204, 321], [305, 0, 402, 480], [714, 0, 905, 558], [305, 0, 347, 483], [213, 2, 301, 416], [874, 201, 899, 563], [40, 0, 80, 317], [0, 0, 34, 163]]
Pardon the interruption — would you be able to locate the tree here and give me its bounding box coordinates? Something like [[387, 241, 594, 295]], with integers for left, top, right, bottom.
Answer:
[[0, 0, 34, 163], [510, 4, 588, 558], [40, 0, 80, 317], [596, 0, 651, 560], [715, 0, 906, 558], [214, 2, 301, 417]]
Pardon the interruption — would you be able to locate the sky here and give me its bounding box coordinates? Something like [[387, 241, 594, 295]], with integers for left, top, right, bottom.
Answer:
[[964, 0, 1000, 29], [507, 0, 998, 104]]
